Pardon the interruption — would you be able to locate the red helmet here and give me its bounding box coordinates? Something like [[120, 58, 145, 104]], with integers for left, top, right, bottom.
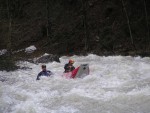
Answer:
[[69, 59, 74, 64]]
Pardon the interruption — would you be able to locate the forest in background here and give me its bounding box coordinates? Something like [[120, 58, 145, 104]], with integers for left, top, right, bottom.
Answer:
[[0, 0, 150, 56]]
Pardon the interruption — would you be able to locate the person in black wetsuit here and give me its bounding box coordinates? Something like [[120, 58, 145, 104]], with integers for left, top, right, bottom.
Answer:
[[64, 59, 75, 73], [36, 65, 53, 80]]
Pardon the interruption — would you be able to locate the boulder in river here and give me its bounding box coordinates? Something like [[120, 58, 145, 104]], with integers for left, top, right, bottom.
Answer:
[[35, 54, 60, 63]]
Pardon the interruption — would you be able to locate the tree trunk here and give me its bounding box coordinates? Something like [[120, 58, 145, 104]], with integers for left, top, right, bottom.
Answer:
[[7, 0, 12, 55], [120, 0, 136, 51], [46, 0, 52, 43], [81, 0, 89, 51], [144, 0, 150, 50]]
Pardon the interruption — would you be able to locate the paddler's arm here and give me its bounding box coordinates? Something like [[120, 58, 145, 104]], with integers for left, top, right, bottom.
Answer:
[[47, 71, 53, 76], [64, 64, 69, 72], [36, 72, 42, 80]]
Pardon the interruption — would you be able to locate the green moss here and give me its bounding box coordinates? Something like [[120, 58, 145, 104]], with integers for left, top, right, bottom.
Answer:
[[0, 55, 18, 71]]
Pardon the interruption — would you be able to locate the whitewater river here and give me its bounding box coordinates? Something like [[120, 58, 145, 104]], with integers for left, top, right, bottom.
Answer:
[[0, 54, 150, 113]]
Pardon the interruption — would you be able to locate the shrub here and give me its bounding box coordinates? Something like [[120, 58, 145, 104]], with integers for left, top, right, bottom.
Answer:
[[0, 55, 18, 71]]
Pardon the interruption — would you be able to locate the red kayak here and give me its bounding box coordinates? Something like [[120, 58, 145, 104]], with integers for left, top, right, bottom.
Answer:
[[63, 64, 89, 78]]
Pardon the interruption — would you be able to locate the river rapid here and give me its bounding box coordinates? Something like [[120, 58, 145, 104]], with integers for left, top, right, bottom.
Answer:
[[0, 54, 150, 113]]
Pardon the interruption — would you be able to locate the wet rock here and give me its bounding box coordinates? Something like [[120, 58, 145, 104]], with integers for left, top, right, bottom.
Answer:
[[20, 67, 32, 70], [35, 54, 60, 63]]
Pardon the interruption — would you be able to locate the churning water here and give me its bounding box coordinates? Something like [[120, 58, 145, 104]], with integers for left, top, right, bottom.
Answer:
[[0, 54, 150, 113]]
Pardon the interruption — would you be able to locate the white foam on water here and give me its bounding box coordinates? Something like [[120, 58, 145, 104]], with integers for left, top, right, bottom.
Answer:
[[1, 54, 150, 113]]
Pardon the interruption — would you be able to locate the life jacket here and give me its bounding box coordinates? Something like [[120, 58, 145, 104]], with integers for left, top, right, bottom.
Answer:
[[38, 70, 51, 76], [36, 70, 52, 80], [64, 63, 75, 73]]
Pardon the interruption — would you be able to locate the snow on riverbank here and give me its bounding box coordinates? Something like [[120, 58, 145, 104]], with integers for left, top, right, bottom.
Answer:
[[25, 45, 37, 53], [0, 49, 7, 56]]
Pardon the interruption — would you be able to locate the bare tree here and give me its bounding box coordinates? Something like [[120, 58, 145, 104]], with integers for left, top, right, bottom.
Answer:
[[143, 0, 150, 49], [81, 0, 89, 51], [46, 0, 52, 43], [120, 0, 136, 51], [6, 0, 12, 54]]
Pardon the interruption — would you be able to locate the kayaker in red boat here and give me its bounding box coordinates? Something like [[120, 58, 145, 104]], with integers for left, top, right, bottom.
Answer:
[[64, 59, 75, 73]]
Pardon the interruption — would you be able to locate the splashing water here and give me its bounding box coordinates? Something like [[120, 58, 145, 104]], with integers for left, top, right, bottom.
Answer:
[[0, 54, 150, 113]]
